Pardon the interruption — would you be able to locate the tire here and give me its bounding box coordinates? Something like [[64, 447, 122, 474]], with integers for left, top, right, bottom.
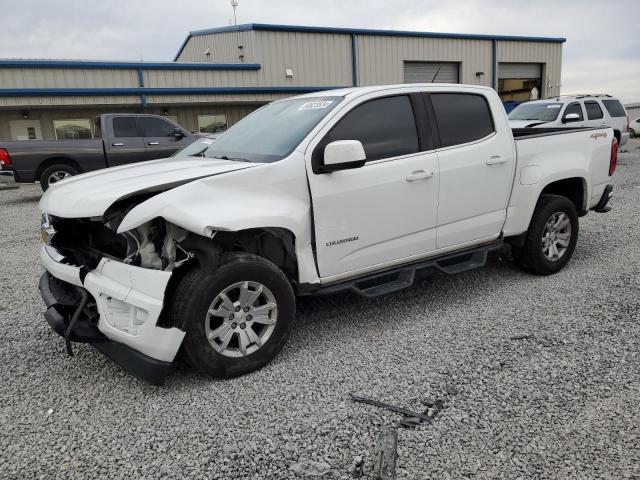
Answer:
[[40, 164, 79, 191], [512, 194, 579, 275], [630, 129, 636, 138], [170, 252, 295, 378]]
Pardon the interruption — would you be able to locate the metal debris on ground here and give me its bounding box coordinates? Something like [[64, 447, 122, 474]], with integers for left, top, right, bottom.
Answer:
[[349, 455, 364, 478], [350, 394, 434, 424], [373, 426, 397, 480], [401, 399, 445, 428], [289, 459, 331, 477]]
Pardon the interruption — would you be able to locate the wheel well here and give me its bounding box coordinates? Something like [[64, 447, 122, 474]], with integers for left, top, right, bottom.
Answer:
[[540, 178, 586, 215], [613, 130, 621, 143], [214, 228, 299, 283], [179, 228, 298, 284], [34, 157, 82, 183]]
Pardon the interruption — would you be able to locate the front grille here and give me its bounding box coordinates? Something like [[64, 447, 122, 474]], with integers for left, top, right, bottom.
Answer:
[[49, 216, 128, 268]]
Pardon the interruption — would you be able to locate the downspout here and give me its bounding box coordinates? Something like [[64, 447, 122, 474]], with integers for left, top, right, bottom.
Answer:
[[137, 68, 147, 108], [351, 33, 358, 87], [491, 39, 497, 90]]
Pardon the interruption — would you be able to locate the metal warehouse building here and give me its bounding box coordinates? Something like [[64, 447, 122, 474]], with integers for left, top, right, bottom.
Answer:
[[0, 23, 565, 141]]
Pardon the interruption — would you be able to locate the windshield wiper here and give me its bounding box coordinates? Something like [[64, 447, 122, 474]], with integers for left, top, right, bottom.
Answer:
[[211, 155, 252, 163]]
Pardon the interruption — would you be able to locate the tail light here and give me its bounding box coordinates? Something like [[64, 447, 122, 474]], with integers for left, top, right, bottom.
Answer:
[[0, 148, 11, 167], [609, 137, 618, 176], [626, 115, 630, 132]]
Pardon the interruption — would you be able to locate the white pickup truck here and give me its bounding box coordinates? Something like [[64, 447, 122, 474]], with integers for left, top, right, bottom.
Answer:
[[38, 84, 617, 384]]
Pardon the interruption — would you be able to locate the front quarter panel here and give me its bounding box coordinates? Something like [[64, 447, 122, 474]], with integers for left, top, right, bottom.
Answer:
[[117, 152, 318, 283]]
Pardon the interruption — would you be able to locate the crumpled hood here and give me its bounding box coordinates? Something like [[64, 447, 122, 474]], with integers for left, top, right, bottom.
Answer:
[[39, 156, 257, 218], [509, 120, 549, 128]]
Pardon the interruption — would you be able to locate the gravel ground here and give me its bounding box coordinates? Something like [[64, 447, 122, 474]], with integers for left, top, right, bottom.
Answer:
[[1, 139, 639, 479]]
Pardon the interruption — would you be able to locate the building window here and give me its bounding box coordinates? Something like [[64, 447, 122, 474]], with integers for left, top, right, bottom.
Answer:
[[53, 119, 93, 139], [198, 114, 228, 134]]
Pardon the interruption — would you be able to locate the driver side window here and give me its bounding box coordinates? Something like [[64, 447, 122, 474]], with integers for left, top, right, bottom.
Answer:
[[322, 95, 420, 162], [563, 102, 584, 121]]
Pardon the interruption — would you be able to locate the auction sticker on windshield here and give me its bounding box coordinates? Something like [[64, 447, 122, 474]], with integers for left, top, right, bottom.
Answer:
[[546, 105, 561, 108], [298, 100, 334, 111]]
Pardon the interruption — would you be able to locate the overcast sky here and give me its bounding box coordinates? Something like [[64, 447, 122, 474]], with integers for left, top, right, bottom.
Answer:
[[1, 0, 638, 102]]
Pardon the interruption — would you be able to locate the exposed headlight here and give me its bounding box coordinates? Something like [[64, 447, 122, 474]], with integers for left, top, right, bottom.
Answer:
[[40, 213, 56, 244]]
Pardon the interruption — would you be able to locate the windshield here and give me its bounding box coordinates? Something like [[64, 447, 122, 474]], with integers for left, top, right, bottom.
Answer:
[[509, 102, 563, 122], [172, 135, 220, 157], [203, 96, 343, 163]]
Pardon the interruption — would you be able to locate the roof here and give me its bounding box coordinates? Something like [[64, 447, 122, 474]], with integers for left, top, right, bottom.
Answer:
[[283, 83, 495, 100], [0, 59, 260, 70], [175, 22, 567, 60]]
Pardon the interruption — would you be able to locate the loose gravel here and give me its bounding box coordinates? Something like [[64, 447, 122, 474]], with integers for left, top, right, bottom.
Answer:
[[1, 140, 639, 479]]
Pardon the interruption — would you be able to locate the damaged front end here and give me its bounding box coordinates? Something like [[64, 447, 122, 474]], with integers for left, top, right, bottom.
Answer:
[[38, 202, 202, 385]]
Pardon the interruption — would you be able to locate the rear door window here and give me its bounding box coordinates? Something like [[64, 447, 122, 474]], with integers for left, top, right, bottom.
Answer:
[[602, 99, 626, 117], [430, 93, 495, 147], [112, 117, 139, 138], [325, 95, 419, 161], [563, 102, 584, 121], [584, 101, 604, 120]]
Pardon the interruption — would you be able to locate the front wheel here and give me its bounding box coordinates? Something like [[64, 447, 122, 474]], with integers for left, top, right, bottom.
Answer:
[[170, 253, 295, 378], [40, 164, 79, 191], [512, 195, 579, 275], [630, 128, 636, 138]]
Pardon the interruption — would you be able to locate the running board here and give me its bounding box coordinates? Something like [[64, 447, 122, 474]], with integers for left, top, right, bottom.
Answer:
[[302, 242, 501, 298]]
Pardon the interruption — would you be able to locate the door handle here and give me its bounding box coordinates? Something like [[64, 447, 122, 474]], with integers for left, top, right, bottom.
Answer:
[[112, 142, 124, 146], [406, 170, 434, 181], [147, 142, 159, 146], [486, 155, 507, 165]]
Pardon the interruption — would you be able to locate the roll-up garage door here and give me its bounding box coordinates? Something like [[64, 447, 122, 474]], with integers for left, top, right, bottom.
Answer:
[[404, 62, 459, 84], [498, 63, 541, 79]]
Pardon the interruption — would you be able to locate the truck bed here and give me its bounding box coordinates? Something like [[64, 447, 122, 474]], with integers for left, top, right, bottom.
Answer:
[[0, 139, 106, 183]]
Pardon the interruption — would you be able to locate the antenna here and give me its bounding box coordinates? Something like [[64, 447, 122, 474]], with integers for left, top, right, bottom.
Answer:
[[231, 0, 239, 26], [431, 67, 441, 83]]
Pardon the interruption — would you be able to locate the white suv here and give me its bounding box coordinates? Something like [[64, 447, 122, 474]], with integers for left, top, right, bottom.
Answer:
[[629, 117, 640, 138], [509, 94, 630, 147]]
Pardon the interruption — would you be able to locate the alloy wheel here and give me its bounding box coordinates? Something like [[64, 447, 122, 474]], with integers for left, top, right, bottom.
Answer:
[[204, 281, 278, 358], [47, 170, 71, 185], [542, 211, 571, 261]]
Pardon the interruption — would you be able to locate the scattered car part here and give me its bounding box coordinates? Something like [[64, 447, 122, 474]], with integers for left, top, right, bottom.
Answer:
[[351, 394, 433, 424], [374, 426, 397, 480]]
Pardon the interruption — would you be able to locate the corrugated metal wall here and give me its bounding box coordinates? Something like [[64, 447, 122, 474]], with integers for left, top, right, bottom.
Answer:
[[176, 31, 255, 63], [252, 31, 352, 87], [356, 35, 493, 86], [0, 68, 263, 108], [496, 41, 563, 98]]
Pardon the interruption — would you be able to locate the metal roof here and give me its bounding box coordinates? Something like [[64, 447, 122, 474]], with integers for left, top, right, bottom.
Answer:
[[0, 60, 260, 70], [175, 23, 567, 60]]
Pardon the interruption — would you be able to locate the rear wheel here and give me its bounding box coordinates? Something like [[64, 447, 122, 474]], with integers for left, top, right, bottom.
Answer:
[[40, 164, 78, 191], [512, 195, 579, 275], [630, 128, 636, 138], [171, 253, 295, 378]]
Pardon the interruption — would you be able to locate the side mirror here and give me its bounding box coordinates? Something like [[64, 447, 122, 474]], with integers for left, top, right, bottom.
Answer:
[[322, 140, 366, 172], [171, 129, 185, 139], [563, 113, 581, 123]]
